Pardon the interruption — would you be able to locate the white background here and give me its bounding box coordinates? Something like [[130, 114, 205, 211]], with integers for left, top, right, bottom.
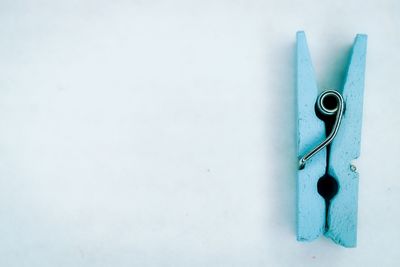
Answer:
[[0, 0, 399, 266]]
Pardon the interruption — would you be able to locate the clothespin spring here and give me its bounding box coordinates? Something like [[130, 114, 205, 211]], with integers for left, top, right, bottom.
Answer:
[[298, 90, 344, 169]]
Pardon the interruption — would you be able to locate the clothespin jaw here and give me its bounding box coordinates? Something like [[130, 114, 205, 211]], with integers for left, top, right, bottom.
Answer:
[[296, 31, 367, 247]]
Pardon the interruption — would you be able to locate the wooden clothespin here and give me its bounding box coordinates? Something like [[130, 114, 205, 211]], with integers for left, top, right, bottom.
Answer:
[[296, 31, 367, 247]]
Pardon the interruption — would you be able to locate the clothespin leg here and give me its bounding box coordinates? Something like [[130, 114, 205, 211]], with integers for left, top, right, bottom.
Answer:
[[325, 34, 367, 247], [296, 31, 327, 241]]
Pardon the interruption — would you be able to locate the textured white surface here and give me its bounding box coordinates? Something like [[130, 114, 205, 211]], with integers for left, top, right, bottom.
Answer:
[[0, 1, 399, 266]]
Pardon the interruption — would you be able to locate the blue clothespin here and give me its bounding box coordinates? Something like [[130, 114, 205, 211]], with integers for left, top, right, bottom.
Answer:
[[296, 31, 367, 247]]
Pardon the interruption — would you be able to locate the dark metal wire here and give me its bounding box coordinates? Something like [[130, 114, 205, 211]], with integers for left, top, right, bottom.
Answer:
[[298, 90, 344, 170]]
